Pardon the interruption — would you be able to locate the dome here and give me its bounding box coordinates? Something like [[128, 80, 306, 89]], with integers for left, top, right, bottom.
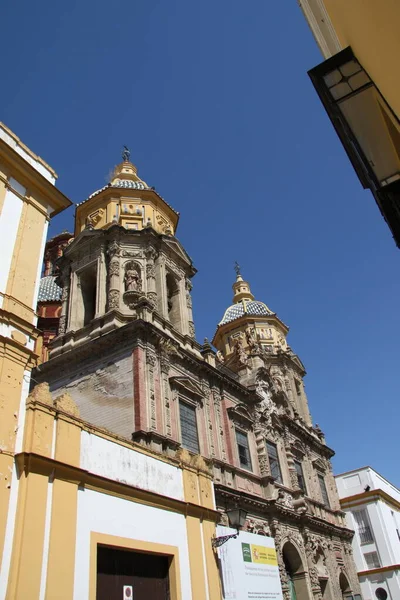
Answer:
[[219, 300, 272, 326], [38, 275, 62, 302]]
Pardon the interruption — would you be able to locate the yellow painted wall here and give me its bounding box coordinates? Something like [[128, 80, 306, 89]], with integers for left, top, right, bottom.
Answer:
[[323, 0, 400, 118]]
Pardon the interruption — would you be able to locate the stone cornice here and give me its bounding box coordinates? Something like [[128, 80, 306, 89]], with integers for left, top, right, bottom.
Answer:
[[0, 138, 71, 216], [281, 414, 335, 458], [340, 488, 400, 512], [215, 485, 354, 540], [15, 451, 220, 523]]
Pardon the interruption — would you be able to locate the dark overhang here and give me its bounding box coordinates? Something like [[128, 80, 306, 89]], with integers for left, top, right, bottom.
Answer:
[[308, 47, 400, 247]]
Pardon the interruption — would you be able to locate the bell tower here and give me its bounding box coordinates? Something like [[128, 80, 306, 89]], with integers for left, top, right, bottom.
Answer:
[[51, 150, 197, 358], [212, 265, 313, 426]]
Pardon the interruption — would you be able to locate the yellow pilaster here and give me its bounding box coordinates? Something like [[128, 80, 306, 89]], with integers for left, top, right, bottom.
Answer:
[[186, 515, 208, 600], [45, 479, 78, 600], [7, 469, 49, 599], [203, 518, 223, 600], [6, 200, 48, 313], [0, 346, 27, 569]]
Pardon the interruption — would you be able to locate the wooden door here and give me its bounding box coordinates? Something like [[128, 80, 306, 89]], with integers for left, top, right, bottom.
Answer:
[[97, 546, 170, 600]]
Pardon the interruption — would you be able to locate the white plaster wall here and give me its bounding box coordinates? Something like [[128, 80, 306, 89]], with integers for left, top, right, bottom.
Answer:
[[73, 488, 192, 599], [360, 571, 400, 600], [336, 468, 400, 502], [344, 510, 366, 572], [81, 431, 184, 501], [0, 187, 24, 300], [371, 472, 400, 503]]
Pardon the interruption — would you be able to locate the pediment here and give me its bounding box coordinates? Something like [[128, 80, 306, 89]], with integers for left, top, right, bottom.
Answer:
[[169, 376, 203, 399], [227, 403, 253, 428], [312, 457, 327, 472], [291, 439, 307, 457], [162, 237, 194, 267]]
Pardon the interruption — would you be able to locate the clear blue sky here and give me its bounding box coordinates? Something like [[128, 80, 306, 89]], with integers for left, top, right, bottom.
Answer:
[[2, 1, 399, 486]]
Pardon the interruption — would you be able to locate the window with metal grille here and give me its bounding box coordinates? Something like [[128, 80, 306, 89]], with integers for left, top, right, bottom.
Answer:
[[318, 473, 330, 507], [294, 460, 307, 494], [236, 430, 252, 471], [353, 509, 374, 544], [179, 401, 199, 454], [364, 551, 380, 569], [266, 441, 282, 484]]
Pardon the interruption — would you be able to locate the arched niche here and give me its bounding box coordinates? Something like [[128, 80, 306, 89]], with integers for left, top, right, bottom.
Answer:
[[339, 571, 352, 600], [282, 542, 311, 600]]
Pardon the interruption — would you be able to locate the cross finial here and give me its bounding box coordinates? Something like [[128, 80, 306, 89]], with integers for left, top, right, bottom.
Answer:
[[234, 261, 241, 277], [122, 145, 130, 162]]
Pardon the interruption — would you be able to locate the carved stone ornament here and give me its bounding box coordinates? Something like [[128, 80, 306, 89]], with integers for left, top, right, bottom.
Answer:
[[107, 240, 119, 257], [108, 289, 120, 310], [160, 354, 171, 374], [144, 246, 157, 262], [146, 352, 157, 366], [159, 337, 180, 357], [108, 260, 120, 278], [147, 291, 157, 308], [58, 315, 66, 335], [246, 518, 271, 537], [216, 350, 225, 364], [146, 263, 156, 279], [188, 321, 195, 338], [122, 250, 142, 258], [186, 289, 192, 309], [233, 334, 248, 366], [276, 489, 294, 509]]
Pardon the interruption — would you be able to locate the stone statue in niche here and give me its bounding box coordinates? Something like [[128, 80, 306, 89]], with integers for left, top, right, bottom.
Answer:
[[233, 334, 248, 366], [245, 327, 260, 352], [216, 350, 225, 364], [124, 266, 142, 292]]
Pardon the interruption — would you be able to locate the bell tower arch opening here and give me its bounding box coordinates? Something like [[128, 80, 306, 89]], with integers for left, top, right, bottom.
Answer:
[[80, 263, 97, 327], [166, 271, 182, 332], [339, 572, 352, 600], [282, 542, 311, 600]]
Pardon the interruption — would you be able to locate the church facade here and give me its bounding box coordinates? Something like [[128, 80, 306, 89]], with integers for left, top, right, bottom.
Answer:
[[25, 155, 361, 599]]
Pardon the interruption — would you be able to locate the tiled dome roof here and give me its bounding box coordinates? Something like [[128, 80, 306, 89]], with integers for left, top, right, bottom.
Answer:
[[219, 300, 272, 326], [38, 275, 62, 302]]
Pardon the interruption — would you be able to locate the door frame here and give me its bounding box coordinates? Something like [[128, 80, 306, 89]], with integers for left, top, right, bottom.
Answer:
[[89, 532, 181, 600]]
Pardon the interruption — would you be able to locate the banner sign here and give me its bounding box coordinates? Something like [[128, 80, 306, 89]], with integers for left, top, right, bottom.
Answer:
[[217, 526, 284, 600]]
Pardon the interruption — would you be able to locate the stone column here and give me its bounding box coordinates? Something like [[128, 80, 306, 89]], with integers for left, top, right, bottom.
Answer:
[[160, 353, 172, 438], [95, 246, 107, 317], [155, 254, 168, 318], [107, 240, 120, 311], [145, 246, 158, 309], [58, 267, 70, 335], [185, 278, 195, 338]]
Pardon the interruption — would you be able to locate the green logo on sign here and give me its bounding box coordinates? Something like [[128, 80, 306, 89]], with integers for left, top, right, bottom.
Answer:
[[241, 543, 252, 562]]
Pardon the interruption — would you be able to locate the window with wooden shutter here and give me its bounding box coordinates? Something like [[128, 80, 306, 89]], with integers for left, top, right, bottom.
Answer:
[[179, 401, 199, 454]]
